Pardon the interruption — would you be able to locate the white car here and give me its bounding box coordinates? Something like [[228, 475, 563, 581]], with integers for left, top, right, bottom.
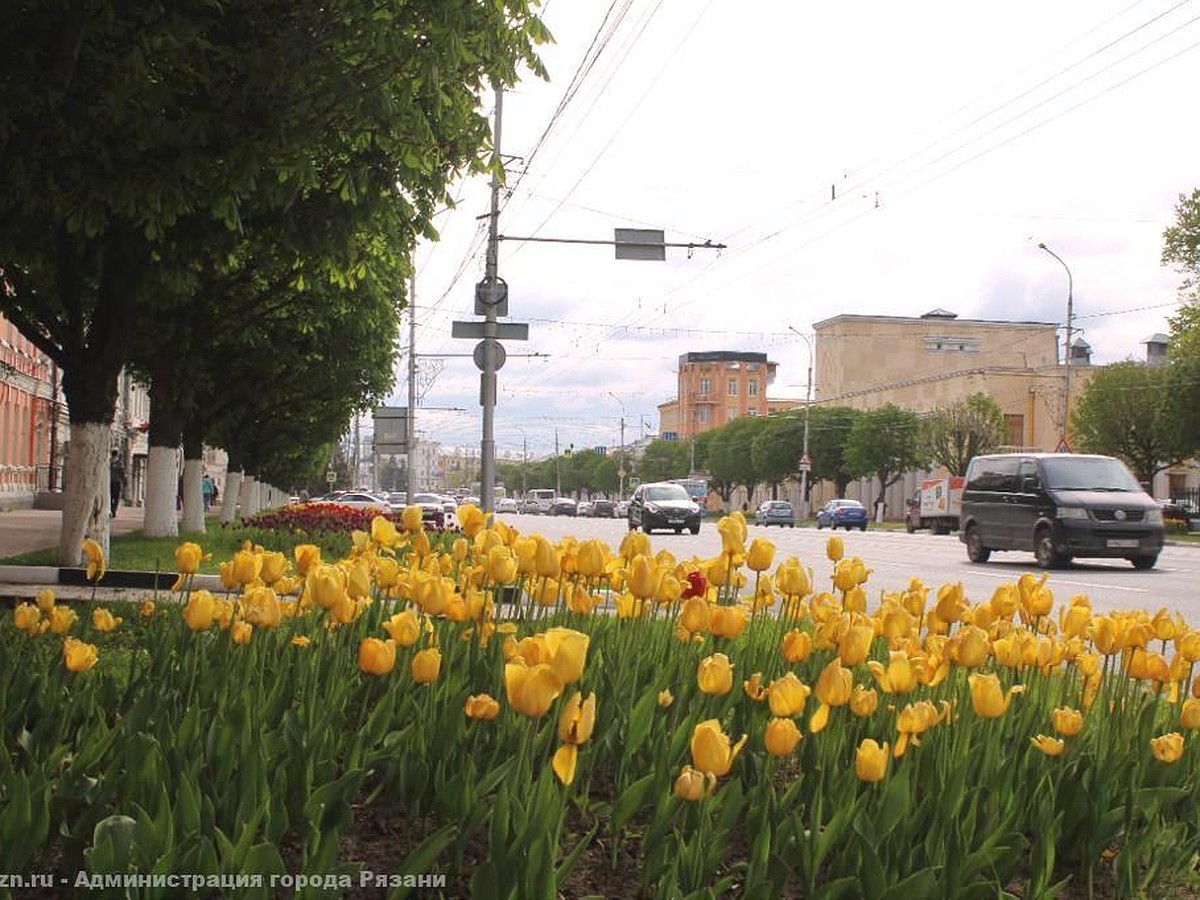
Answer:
[[496, 497, 519, 514], [311, 491, 391, 512]]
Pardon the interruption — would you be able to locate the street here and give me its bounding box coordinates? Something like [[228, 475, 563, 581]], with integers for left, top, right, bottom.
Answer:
[[496, 512, 1200, 624]]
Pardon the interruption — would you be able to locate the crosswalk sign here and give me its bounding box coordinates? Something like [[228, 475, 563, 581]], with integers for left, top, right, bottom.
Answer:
[[1055, 437, 1073, 453]]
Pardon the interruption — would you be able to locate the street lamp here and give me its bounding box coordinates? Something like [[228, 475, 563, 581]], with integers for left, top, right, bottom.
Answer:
[[608, 391, 627, 499], [787, 325, 813, 518], [1037, 242, 1075, 442]]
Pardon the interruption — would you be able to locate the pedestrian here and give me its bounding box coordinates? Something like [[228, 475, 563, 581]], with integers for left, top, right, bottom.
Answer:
[[109, 450, 126, 518], [202, 472, 215, 511]]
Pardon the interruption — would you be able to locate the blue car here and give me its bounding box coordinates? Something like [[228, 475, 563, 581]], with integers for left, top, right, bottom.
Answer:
[[816, 499, 868, 531]]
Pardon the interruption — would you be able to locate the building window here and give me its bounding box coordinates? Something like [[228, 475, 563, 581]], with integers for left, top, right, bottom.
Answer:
[[747, 408, 758, 416], [747, 363, 759, 372], [698, 407, 710, 425], [728, 379, 738, 396], [727, 407, 737, 422], [748, 380, 758, 397], [1004, 414, 1024, 447], [699, 378, 711, 396]]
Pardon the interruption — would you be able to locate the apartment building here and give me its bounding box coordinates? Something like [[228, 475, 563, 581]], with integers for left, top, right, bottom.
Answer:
[[0, 314, 56, 509], [658, 351, 777, 440]]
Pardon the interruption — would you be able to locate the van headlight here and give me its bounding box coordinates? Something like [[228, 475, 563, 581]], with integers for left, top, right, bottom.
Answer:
[[1146, 508, 1163, 525], [1058, 507, 1089, 520]]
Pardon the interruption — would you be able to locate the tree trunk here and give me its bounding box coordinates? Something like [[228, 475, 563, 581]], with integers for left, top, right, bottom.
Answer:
[[180, 458, 206, 533], [143, 446, 181, 537], [58, 422, 111, 565], [239, 474, 258, 518], [220, 470, 244, 524]]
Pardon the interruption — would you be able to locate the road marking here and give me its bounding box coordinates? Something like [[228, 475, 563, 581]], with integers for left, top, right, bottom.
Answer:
[[968, 569, 1150, 594]]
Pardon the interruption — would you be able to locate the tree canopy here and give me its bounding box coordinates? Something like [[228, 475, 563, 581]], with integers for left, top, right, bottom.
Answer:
[[843, 404, 926, 504], [922, 393, 1007, 476]]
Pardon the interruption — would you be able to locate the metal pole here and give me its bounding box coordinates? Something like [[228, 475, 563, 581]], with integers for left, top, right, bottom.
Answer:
[[480, 82, 504, 515], [788, 326, 813, 518], [408, 274, 418, 494], [608, 392, 626, 499], [1038, 242, 1074, 441]]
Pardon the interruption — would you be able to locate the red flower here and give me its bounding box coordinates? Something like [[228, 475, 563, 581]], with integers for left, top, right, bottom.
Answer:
[[682, 571, 707, 599]]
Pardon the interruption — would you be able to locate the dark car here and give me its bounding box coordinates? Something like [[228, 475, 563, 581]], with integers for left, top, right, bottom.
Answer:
[[816, 499, 868, 531], [628, 482, 702, 535], [590, 499, 616, 518], [552, 497, 578, 516], [755, 500, 795, 527]]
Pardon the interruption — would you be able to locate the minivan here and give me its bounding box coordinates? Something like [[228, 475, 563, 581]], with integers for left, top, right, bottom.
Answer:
[[959, 453, 1164, 570]]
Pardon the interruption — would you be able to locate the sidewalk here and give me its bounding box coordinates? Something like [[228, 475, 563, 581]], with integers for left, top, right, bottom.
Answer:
[[0, 505, 147, 559]]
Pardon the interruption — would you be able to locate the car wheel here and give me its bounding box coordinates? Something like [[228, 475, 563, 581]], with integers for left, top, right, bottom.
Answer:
[[860, 524, 867, 531], [674, 528, 682, 534], [965, 526, 991, 563], [1034, 526, 1064, 569], [689, 523, 700, 535], [906, 520, 916, 534], [1129, 554, 1158, 570], [627, 517, 636, 531]]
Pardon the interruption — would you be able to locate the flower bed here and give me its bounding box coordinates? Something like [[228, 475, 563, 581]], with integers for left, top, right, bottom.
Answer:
[[3, 510, 1199, 897]]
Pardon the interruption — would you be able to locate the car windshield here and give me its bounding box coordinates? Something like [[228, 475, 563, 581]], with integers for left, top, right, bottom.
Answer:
[[411, 493, 442, 503], [1040, 457, 1142, 492], [645, 484, 691, 502]]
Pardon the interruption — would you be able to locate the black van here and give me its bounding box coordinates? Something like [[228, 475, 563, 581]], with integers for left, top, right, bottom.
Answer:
[[959, 453, 1164, 570]]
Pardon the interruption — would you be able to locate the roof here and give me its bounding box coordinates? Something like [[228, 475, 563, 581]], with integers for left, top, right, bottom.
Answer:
[[678, 350, 774, 365], [812, 312, 1057, 329], [1142, 333, 1170, 345]]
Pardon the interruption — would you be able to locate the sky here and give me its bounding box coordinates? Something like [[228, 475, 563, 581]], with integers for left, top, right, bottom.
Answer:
[[389, 0, 1200, 460]]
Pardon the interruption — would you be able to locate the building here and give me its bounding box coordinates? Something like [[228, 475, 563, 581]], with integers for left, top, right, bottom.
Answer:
[[657, 351, 778, 440], [0, 314, 56, 510]]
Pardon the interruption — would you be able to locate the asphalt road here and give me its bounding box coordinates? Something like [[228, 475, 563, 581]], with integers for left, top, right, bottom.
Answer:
[[496, 512, 1200, 624]]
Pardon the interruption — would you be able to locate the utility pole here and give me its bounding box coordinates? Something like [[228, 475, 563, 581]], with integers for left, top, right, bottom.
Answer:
[[788, 326, 813, 518], [608, 391, 626, 499], [555, 428, 561, 495], [1038, 242, 1074, 444]]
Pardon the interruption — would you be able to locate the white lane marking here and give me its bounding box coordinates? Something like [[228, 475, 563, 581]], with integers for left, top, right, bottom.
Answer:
[[966, 569, 1149, 593]]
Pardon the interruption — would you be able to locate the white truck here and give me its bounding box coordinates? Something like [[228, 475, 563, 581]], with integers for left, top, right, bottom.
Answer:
[[905, 476, 965, 534]]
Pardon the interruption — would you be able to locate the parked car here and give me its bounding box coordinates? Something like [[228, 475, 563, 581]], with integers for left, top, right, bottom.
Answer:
[[496, 497, 519, 514], [311, 491, 391, 513], [408, 492, 448, 528], [576, 500, 593, 517], [960, 453, 1163, 569], [524, 489, 557, 515], [627, 482, 702, 535], [590, 499, 616, 518], [816, 499, 869, 531], [755, 500, 795, 527], [386, 491, 408, 511], [615, 500, 629, 518], [552, 497, 578, 516]]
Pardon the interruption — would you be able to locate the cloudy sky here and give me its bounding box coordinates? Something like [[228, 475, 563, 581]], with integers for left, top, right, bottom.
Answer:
[[390, 0, 1200, 460]]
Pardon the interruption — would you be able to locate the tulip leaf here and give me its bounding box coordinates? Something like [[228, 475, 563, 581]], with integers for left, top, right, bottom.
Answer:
[[625, 687, 659, 755], [873, 763, 910, 841], [877, 867, 938, 900], [852, 830, 886, 900], [811, 875, 861, 900], [555, 820, 599, 885], [613, 773, 656, 834], [176, 774, 202, 835], [387, 823, 456, 898], [468, 861, 500, 900], [240, 842, 287, 878]]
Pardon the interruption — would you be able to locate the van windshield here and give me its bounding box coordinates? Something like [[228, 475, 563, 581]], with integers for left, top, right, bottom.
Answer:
[[1040, 457, 1142, 492]]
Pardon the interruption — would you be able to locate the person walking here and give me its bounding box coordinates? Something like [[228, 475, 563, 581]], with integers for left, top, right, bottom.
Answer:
[[202, 472, 216, 511], [109, 450, 126, 518]]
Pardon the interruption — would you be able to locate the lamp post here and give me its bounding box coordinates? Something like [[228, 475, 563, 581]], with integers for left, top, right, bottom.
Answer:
[[1037, 242, 1074, 442], [787, 326, 813, 519], [608, 391, 627, 499]]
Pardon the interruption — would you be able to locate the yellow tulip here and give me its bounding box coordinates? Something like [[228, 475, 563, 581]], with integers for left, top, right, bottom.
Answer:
[[855, 739, 890, 782], [767, 672, 811, 717], [837, 623, 875, 666], [344, 559, 371, 601], [866, 650, 918, 695], [576, 540, 607, 579], [558, 692, 597, 745], [358, 638, 397, 676], [934, 582, 967, 624], [63, 637, 99, 672], [181, 591, 216, 631], [308, 565, 347, 610], [292, 635, 311, 648], [690, 719, 747, 777], [810, 657, 853, 733], [258, 551, 287, 585], [464, 694, 501, 720], [619, 529, 650, 561], [383, 610, 422, 647], [717, 515, 746, 554], [967, 672, 1023, 719], [1052, 707, 1085, 737], [229, 549, 261, 586], [82, 538, 106, 581], [411, 647, 442, 684], [401, 505, 424, 532], [487, 545, 518, 583], [849, 685, 879, 718], [36, 588, 55, 613], [679, 597, 711, 635], [657, 689, 674, 708], [709, 605, 747, 640], [534, 536, 561, 578], [951, 625, 991, 668], [674, 765, 716, 801], [294, 544, 321, 577], [540, 627, 590, 685], [552, 743, 581, 785], [457, 504, 486, 538], [14, 603, 41, 633], [743, 672, 767, 701], [1150, 732, 1184, 763], [825, 535, 844, 562], [764, 717, 803, 756], [174, 541, 204, 575], [504, 658, 564, 717], [1030, 734, 1065, 757], [242, 586, 282, 628], [781, 629, 812, 663], [230, 620, 253, 646], [697, 653, 734, 695], [746, 537, 775, 572], [1059, 599, 1092, 638], [1177, 698, 1200, 730], [140, 600, 155, 618], [91, 607, 122, 633], [628, 555, 658, 600]]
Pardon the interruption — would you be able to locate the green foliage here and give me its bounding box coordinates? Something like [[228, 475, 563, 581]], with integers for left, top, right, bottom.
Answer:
[[921, 393, 1007, 476], [807, 407, 864, 497], [752, 415, 807, 487], [843, 404, 927, 495], [1071, 362, 1191, 485], [637, 438, 692, 484], [706, 417, 769, 499]]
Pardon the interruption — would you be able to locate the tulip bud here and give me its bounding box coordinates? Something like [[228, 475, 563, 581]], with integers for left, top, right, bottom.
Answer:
[[411, 647, 442, 684], [1051, 707, 1084, 737], [763, 717, 802, 756], [358, 637, 397, 676], [674, 765, 715, 801], [855, 739, 889, 782], [1150, 732, 1184, 763], [63, 637, 99, 672], [697, 653, 734, 695], [825, 536, 844, 562], [465, 694, 501, 720], [230, 620, 253, 645]]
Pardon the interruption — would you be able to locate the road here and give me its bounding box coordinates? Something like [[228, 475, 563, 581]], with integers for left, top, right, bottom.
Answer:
[[494, 512, 1200, 624]]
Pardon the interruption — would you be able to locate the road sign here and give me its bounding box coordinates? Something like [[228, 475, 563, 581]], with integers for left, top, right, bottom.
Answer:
[[473, 339, 506, 371], [325, 469, 336, 485], [614, 228, 666, 261], [474, 276, 509, 316], [451, 321, 529, 340], [373, 406, 409, 453], [800, 454, 812, 466], [1055, 437, 1073, 453]]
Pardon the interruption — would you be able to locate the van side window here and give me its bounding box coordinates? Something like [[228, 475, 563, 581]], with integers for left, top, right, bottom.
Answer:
[[967, 457, 1019, 492]]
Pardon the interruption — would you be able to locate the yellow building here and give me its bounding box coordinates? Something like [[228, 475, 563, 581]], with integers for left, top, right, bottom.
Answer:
[[657, 351, 777, 440]]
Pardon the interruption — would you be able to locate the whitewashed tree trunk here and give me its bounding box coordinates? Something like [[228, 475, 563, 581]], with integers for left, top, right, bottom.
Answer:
[[143, 445, 181, 538], [58, 422, 110, 565], [220, 470, 243, 524], [239, 474, 258, 518], [180, 458, 206, 533]]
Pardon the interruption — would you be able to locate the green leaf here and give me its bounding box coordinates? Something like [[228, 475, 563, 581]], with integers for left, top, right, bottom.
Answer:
[[387, 823, 456, 899], [612, 773, 656, 834], [625, 686, 659, 755], [877, 867, 939, 900]]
